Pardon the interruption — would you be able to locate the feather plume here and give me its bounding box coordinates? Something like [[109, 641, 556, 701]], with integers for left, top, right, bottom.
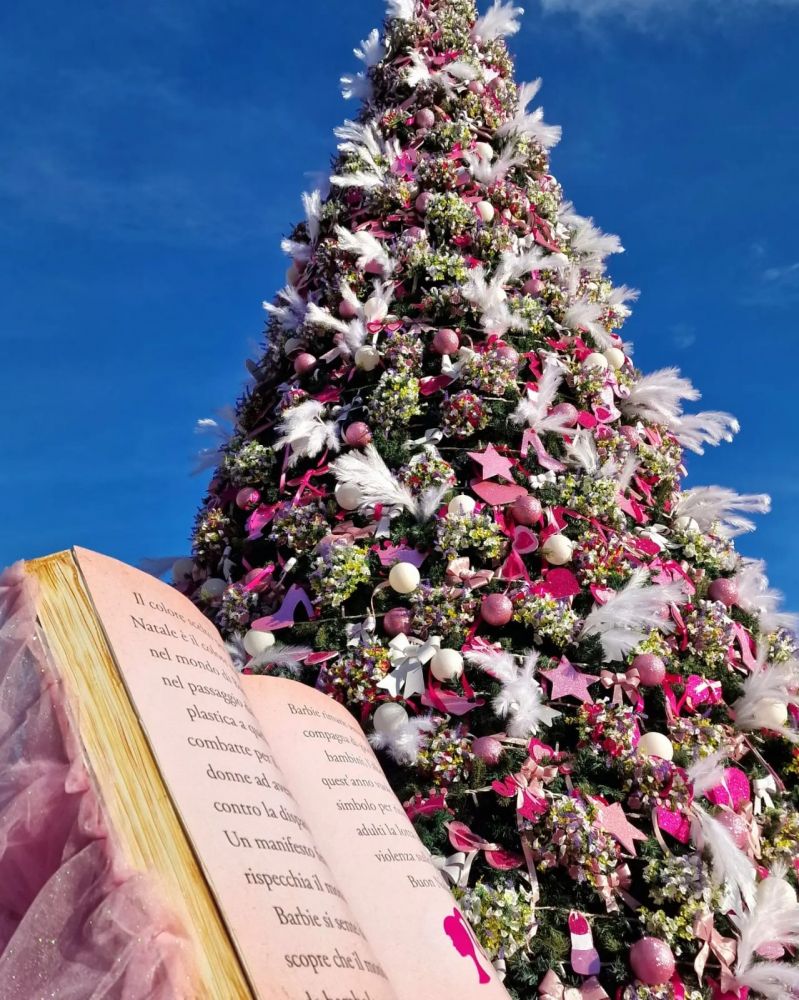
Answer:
[[734, 878, 799, 988], [691, 804, 756, 910], [466, 648, 560, 737], [563, 297, 613, 350], [734, 560, 799, 634], [305, 302, 350, 335], [732, 663, 799, 741], [263, 285, 307, 331], [335, 225, 393, 274], [280, 237, 312, 262], [511, 356, 573, 434], [354, 28, 385, 68], [473, 1, 524, 41], [565, 431, 600, 475], [497, 79, 561, 149], [579, 568, 686, 661], [562, 206, 624, 269], [274, 400, 340, 466], [329, 445, 418, 517], [369, 714, 437, 765], [687, 750, 728, 796], [735, 961, 799, 1000], [302, 189, 322, 243], [461, 265, 527, 334], [674, 487, 771, 537], [462, 144, 524, 185], [674, 411, 740, 454], [249, 642, 313, 675], [621, 367, 700, 425], [386, 0, 415, 19]]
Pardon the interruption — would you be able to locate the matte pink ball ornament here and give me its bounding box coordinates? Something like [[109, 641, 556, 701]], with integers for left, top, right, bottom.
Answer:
[[339, 297, 358, 319], [549, 402, 579, 427], [630, 938, 676, 986], [472, 736, 504, 765], [415, 107, 435, 129], [235, 487, 261, 511], [383, 607, 413, 638], [293, 352, 317, 376], [481, 593, 514, 628], [708, 577, 739, 608], [345, 422, 372, 448], [415, 191, 433, 214], [495, 344, 519, 366], [432, 328, 460, 355], [632, 653, 667, 687], [510, 495, 542, 526], [522, 276, 542, 296]]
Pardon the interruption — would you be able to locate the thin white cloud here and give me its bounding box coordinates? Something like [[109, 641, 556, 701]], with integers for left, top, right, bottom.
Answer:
[[538, 0, 799, 23]]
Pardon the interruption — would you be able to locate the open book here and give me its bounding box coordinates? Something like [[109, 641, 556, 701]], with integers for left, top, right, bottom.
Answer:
[[16, 548, 511, 999]]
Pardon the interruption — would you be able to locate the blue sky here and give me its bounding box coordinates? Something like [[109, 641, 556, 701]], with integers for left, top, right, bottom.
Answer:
[[1, 0, 798, 607]]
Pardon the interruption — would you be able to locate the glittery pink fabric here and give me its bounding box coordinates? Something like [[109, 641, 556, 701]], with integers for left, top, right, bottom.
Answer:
[[0, 563, 198, 998]]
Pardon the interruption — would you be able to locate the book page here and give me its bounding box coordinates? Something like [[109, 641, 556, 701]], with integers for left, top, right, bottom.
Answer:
[[244, 676, 511, 1000], [73, 548, 396, 1000]]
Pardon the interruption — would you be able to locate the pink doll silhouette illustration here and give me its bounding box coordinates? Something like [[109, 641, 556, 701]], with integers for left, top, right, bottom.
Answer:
[[443, 908, 492, 984]]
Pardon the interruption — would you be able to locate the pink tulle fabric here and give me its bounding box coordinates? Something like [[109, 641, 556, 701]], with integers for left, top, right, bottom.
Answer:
[[0, 564, 198, 999]]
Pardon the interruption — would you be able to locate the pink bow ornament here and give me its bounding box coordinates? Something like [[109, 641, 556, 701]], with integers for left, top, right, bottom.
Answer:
[[600, 667, 641, 707], [539, 970, 608, 1000], [445, 556, 495, 591]]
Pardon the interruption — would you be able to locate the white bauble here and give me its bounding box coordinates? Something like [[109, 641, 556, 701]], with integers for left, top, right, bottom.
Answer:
[[604, 347, 626, 370], [243, 630, 276, 657], [335, 483, 362, 511], [753, 698, 789, 730], [541, 534, 574, 566], [583, 352, 610, 372], [430, 649, 464, 683], [638, 732, 674, 761], [757, 876, 797, 907], [284, 336, 304, 356], [355, 346, 381, 371], [172, 558, 195, 585], [363, 296, 388, 324], [476, 201, 495, 223], [674, 515, 700, 534], [388, 562, 421, 594], [474, 141, 495, 162], [448, 494, 476, 516], [373, 702, 408, 736], [199, 578, 227, 603]]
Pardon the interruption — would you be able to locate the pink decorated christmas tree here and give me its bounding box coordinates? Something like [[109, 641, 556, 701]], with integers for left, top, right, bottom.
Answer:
[[179, 2, 799, 996]]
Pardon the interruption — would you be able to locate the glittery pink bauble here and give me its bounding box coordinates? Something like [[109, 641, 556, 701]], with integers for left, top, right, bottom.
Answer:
[[236, 487, 260, 510], [549, 401, 579, 427], [630, 938, 675, 986], [495, 344, 519, 366], [432, 328, 460, 355], [510, 495, 543, 526], [415, 191, 433, 214], [415, 107, 435, 128], [481, 593, 514, 627], [708, 577, 739, 608], [632, 653, 666, 687], [383, 607, 412, 638], [522, 276, 542, 296], [293, 352, 317, 376], [717, 811, 750, 850], [620, 424, 640, 446], [345, 422, 372, 448], [339, 298, 358, 318], [472, 736, 504, 765]]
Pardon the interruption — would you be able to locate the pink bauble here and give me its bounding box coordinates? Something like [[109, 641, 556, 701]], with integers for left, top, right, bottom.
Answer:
[[345, 422, 372, 448], [495, 344, 519, 366], [510, 495, 543, 526], [415, 107, 435, 129], [472, 736, 504, 765], [293, 352, 317, 376], [630, 938, 676, 986], [236, 487, 261, 511], [549, 402, 579, 427], [415, 191, 433, 214], [632, 653, 666, 687], [717, 811, 750, 850], [468, 79, 485, 95], [383, 607, 412, 638], [708, 577, 739, 608], [522, 276, 542, 296], [481, 593, 514, 628], [432, 328, 460, 355], [339, 297, 358, 319], [620, 424, 640, 446]]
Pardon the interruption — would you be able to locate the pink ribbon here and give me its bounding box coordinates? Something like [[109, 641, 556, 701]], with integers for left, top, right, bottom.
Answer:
[[600, 667, 641, 707], [538, 970, 608, 1000], [444, 557, 495, 591], [693, 911, 738, 993]]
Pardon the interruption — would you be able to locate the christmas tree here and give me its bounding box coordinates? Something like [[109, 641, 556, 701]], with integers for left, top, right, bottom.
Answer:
[[180, 2, 799, 996]]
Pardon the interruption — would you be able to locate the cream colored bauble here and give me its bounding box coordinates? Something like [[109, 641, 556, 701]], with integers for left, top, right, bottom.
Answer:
[[373, 702, 409, 736], [334, 483, 362, 511], [355, 345, 381, 371], [430, 649, 464, 683], [757, 876, 797, 907], [199, 578, 227, 603], [388, 562, 421, 594], [243, 630, 276, 657], [448, 494, 476, 516], [638, 732, 674, 761], [172, 558, 195, 585], [604, 347, 626, 370], [541, 534, 574, 566], [474, 141, 495, 162], [476, 201, 495, 223], [674, 515, 700, 534], [363, 296, 388, 324], [583, 352, 610, 372], [753, 698, 789, 730], [284, 336, 304, 356]]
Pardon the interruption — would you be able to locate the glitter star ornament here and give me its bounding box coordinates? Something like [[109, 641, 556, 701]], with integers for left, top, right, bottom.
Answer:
[[541, 657, 598, 704]]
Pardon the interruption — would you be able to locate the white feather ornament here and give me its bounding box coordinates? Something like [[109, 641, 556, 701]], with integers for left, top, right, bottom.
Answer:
[[354, 28, 385, 68], [497, 79, 561, 150], [563, 297, 613, 350], [340, 71, 372, 102], [462, 144, 524, 185], [579, 568, 686, 661], [461, 265, 528, 334], [329, 445, 418, 518], [511, 356, 573, 435], [733, 876, 799, 997], [263, 285, 307, 331], [560, 204, 624, 269], [691, 804, 757, 910], [621, 366, 699, 425], [734, 559, 799, 634], [335, 225, 393, 274], [732, 662, 799, 741], [674, 411, 740, 454], [465, 648, 561, 737], [274, 400, 341, 466], [386, 0, 415, 20], [674, 487, 771, 537], [369, 714, 437, 766], [473, 1, 525, 41]]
